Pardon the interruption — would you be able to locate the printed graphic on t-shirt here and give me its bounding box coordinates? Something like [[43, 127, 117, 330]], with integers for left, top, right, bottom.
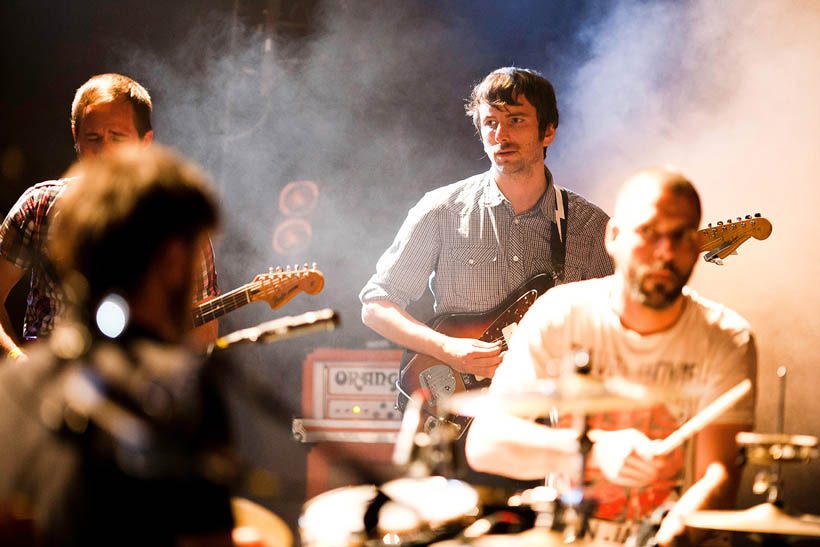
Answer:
[[560, 353, 700, 521]]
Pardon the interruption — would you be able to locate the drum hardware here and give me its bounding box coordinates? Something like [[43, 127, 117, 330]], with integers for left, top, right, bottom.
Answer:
[[451, 495, 597, 545], [684, 367, 820, 540], [446, 353, 758, 546], [392, 390, 459, 478], [623, 501, 676, 547]]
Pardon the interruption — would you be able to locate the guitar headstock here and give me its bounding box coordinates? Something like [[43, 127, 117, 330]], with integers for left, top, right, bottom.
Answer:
[[698, 214, 772, 264], [252, 263, 325, 309]]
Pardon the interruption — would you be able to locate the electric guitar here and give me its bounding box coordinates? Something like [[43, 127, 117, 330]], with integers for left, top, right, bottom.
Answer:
[[397, 215, 772, 438], [191, 263, 324, 327]]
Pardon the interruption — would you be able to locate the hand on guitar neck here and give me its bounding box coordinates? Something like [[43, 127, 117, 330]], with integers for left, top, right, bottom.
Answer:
[[361, 299, 503, 376]]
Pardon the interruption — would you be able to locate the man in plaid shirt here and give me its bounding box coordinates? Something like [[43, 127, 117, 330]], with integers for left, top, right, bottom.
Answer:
[[0, 74, 219, 360], [360, 67, 612, 379]]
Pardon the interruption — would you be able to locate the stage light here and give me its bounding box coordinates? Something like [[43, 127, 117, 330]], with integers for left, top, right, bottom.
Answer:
[[272, 218, 312, 256], [95, 293, 129, 338], [279, 179, 319, 216]]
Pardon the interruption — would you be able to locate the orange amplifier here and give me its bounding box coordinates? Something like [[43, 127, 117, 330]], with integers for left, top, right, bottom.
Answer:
[[296, 347, 404, 434], [294, 348, 406, 497]]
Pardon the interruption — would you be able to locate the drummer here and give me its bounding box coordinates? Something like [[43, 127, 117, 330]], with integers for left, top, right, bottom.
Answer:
[[465, 167, 757, 545]]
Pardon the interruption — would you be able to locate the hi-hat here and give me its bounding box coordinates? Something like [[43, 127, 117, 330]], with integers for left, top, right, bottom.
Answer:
[[684, 503, 820, 536], [736, 432, 819, 465], [444, 376, 701, 418]]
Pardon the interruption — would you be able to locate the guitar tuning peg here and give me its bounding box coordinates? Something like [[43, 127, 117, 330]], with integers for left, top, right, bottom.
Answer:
[[717, 221, 723, 226], [726, 219, 732, 224], [745, 215, 751, 220], [275, 266, 282, 273], [736, 217, 742, 222], [311, 262, 317, 270], [303, 262, 309, 270], [708, 223, 712, 228], [269, 267, 274, 274], [286, 265, 291, 272], [754, 212, 761, 217]]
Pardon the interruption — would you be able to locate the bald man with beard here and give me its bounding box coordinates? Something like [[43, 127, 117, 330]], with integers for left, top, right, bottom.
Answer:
[[466, 167, 757, 545]]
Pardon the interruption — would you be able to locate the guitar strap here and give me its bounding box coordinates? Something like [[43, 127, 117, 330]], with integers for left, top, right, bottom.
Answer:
[[550, 184, 569, 283]]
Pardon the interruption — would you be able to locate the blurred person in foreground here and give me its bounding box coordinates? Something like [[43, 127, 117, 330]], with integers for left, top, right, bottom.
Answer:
[[0, 73, 218, 361], [466, 167, 757, 546], [0, 144, 235, 546]]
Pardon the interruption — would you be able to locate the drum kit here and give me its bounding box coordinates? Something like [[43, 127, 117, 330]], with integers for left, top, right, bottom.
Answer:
[[298, 363, 820, 546]]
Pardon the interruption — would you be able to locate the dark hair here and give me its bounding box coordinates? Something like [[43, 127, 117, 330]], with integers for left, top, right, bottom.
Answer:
[[51, 145, 218, 308], [465, 67, 559, 138], [71, 73, 153, 138]]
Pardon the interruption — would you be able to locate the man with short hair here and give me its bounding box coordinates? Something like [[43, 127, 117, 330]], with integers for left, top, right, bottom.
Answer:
[[0, 144, 235, 546], [0, 73, 218, 359], [466, 167, 757, 545], [360, 67, 612, 382]]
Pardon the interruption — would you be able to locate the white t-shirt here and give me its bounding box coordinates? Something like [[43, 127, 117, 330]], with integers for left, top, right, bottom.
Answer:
[[494, 276, 757, 521]]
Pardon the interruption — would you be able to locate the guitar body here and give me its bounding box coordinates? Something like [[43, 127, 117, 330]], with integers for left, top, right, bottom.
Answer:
[[397, 273, 556, 438]]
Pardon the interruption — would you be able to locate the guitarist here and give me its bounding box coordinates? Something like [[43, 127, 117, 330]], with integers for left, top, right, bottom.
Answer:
[[360, 67, 612, 393], [0, 74, 219, 360]]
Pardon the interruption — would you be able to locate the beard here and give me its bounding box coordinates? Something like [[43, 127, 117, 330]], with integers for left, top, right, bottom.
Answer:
[[627, 259, 693, 310]]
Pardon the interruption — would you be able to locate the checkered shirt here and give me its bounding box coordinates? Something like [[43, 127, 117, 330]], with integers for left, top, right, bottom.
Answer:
[[0, 179, 219, 340], [360, 168, 613, 315]]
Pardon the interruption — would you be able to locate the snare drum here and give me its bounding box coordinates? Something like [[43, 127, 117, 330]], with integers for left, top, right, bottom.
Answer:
[[431, 526, 592, 546], [300, 476, 479, 546]]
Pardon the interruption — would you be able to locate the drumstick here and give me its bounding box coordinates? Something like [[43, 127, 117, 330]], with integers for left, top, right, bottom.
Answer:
[[655, 379, 752, 456], [654, 462, 728, 545]]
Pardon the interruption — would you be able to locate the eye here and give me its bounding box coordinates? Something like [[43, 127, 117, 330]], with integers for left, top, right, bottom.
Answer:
[[670, 228, 699, 245], [483, 119, 497, 128], [638, 225, 698, 245], [638, 225, 658, 242]]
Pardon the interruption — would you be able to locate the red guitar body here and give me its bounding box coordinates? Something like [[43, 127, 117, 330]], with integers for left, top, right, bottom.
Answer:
[[397, 273, 555, 438]]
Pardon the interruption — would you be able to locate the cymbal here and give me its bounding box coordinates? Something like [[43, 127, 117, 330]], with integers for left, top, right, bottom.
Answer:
[[684, 503, 820, 536], [444, 376, 698, 418], [231, 497, 293, 547]]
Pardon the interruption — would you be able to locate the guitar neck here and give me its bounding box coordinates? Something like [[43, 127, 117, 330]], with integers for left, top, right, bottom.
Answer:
[[191, 285, 254, 326]]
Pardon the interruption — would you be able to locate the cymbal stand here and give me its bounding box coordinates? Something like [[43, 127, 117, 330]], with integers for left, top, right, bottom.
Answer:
[[756, 367, 787, 505], [534, 351, 597, 543]]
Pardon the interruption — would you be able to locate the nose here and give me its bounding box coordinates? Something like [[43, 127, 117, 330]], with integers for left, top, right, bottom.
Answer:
[[653, 234, 676, 261], [96, 135, 118, 155], [494, 121, 509, 143]]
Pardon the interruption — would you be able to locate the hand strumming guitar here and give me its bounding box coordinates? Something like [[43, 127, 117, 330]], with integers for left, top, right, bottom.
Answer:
[[436, 336, 504, 377]]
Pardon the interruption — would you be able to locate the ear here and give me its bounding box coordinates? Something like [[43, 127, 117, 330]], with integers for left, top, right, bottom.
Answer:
[[141, 130, 154, 146], [541, 124, 556, 147], [604, 219, 619, 258]]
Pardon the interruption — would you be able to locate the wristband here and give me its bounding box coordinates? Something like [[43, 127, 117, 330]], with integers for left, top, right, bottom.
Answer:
[[8, 347, 23, 360]]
